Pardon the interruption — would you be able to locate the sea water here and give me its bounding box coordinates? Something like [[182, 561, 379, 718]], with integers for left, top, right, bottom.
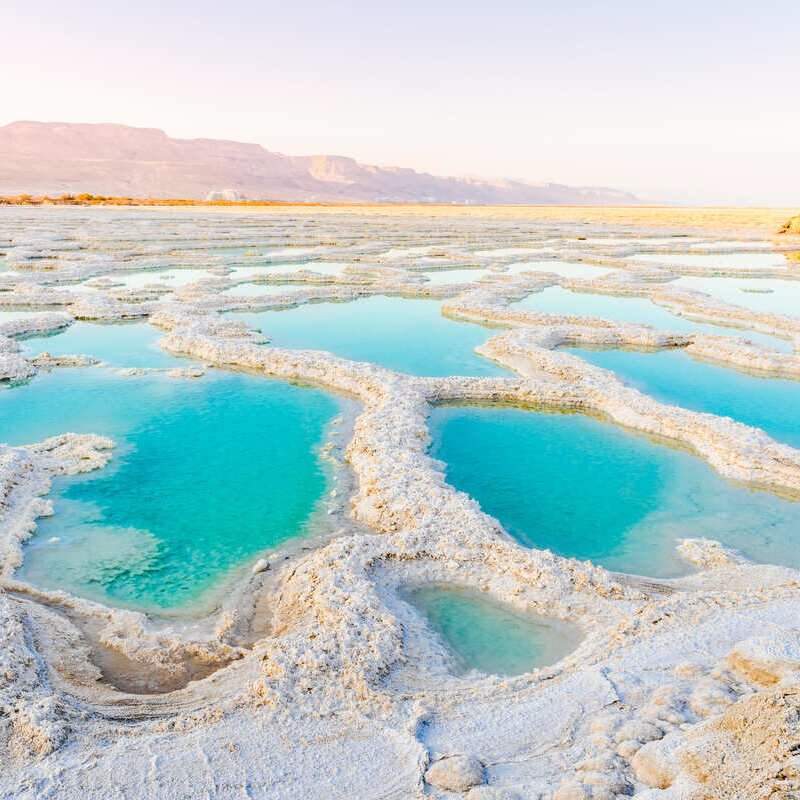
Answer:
[[404, 585, 580, 675], [632, 252, 791, 270], [232, 295, 508, 377], [6, 367, 340, 613], [19, 321, 183, 369], [569, 347, 800, 450], [515, 286, 791, 351], [429, 405, 800, 577], [672, 276, 800, 319]]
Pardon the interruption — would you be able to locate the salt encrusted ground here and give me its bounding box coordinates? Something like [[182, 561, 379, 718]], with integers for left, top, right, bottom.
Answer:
[[1, 207, 800, 799]]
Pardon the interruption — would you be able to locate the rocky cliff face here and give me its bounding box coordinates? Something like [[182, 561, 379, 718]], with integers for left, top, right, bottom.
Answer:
[[0, 121, 638, 204]]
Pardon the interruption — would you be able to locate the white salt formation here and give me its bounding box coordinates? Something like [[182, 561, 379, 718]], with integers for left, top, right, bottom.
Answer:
[[0, 207, 799, 798]]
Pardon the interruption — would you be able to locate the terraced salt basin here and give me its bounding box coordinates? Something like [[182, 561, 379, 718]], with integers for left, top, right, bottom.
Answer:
[[515, 285, 792, 351], [403, 585, 581, 675], [232, 295, 508, 377], [429, 405, 800, 577], [570, 347, 800, 450], [3, 366, 341, 613]]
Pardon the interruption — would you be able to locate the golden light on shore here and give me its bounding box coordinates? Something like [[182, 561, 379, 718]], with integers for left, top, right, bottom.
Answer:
[[3, 194, 799, 235]]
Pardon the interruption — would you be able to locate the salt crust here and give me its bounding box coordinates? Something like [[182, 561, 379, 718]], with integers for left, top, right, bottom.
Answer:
[[1, 215, 799, 797]]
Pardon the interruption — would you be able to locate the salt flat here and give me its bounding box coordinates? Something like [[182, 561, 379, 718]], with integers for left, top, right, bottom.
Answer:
[[1, 205, 799, 799]]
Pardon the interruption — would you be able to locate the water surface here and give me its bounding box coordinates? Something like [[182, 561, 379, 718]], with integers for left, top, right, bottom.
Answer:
[[505, 260, 613, 279], [673, 276, 800, 319], [6, 368, 340, 612], [632, 252, 790, 270], [20, 321, 181, 369], [430, 405, 800, 577], [570, 347, 800, 450], [405, 585, 580, 675], [515, 286, 791, 351], [232, 295, 507, 377]]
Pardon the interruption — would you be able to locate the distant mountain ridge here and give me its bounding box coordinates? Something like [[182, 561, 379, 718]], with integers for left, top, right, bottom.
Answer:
[[0, 121, 638, 204]]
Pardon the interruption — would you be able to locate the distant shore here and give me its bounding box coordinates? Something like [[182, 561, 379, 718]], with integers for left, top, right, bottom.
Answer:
[[2, 194, 798, 234]]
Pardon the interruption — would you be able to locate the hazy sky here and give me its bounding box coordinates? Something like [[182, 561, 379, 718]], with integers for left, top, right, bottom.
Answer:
[[2, 0, 799, 204]]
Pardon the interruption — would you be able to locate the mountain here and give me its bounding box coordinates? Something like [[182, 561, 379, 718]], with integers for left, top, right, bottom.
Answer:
[[0, 121, 638, 204]]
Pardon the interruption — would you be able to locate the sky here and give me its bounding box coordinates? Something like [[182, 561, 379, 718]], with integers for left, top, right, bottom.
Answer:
[[1, 0, 799, 204]]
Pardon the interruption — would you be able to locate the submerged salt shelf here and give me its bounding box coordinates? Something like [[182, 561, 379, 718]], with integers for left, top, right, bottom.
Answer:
[[20, 320, 183, 369], [515, 285, 792, 351], [404, 585, 580, 675], [570, 347, 800, 450], [429, 404, 800, 576], [232, 295, 508, 377], [6, 368, 340, 612]]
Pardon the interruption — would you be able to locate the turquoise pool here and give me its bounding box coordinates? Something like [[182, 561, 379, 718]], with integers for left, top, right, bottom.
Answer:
[[515, 286, 792, 352], [404, 585, 580, 676], [429, 405, 800, 577], [6, 367, 341, 613], [20, 321, 182, 369], [232, 295, 508, 377], [570, 347, 800, 450]]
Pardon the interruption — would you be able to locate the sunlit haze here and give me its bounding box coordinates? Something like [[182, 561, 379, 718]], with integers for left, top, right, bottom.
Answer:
[[2, 0, 799, 203]]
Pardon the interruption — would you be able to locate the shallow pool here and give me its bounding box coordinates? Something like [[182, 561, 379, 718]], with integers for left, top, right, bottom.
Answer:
[[673, 276, 800, 319], [429, 405, 800, 577], [570, 347, 800, 450], [221, 282, 301, 297], [20, 321, 182, 369], [420, 268, 492, 285], [515, 286, 791, 351], [404, 585, 580, 675], [232, 295, 508, 377], [632, 252, 791, 270], [6, 368, 340, 613]]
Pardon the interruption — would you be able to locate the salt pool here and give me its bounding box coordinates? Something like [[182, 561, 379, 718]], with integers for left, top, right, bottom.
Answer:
[[632, 252, 792, 270], [505, 260, 613, 279], [673, 276, 800, 319], [20, 321, 182, 369], [232, 295, 508, 377], [569, 347, 800, 450], [7, 368, 341, 613], [220, 282, 301, 297], [420, 268, 492, 285], [404, 585, 580, 675], [429, 405, 800, 577], [515, 286, 792, 351]]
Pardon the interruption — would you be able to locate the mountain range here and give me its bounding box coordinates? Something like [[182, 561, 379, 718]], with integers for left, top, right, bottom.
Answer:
[[0, 121, 638, 204]]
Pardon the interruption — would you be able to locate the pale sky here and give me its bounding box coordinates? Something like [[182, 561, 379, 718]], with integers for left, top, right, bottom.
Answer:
[[2, 0, 799, 204]]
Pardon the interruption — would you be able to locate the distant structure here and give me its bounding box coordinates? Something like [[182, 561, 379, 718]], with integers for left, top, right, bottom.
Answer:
[[205, 189, 245, 202]]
